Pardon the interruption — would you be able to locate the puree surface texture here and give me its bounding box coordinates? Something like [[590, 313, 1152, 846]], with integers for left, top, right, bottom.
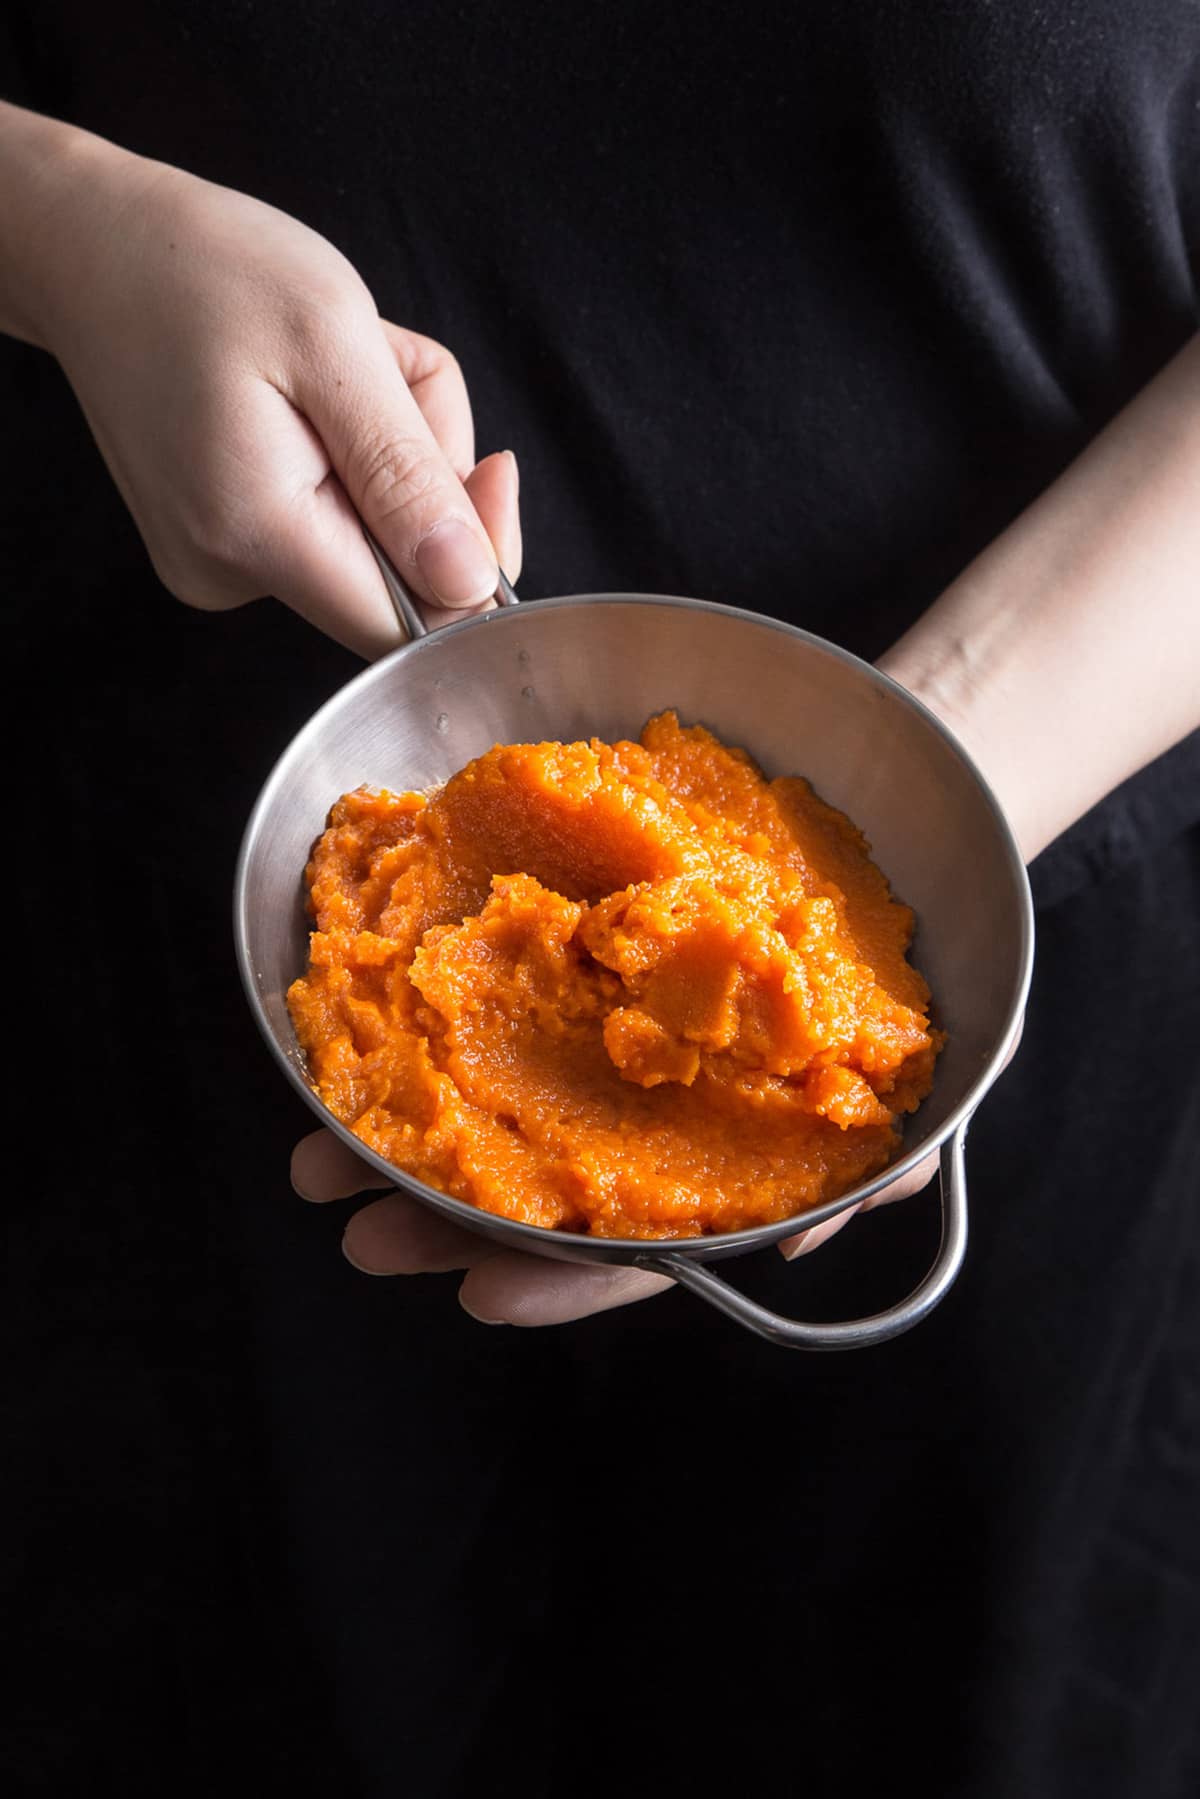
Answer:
[[286, 712, 942, 1239]]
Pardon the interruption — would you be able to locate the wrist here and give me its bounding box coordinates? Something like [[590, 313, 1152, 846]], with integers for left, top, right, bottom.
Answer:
[[877, 628, 1047, 866], [0, 105, 144, 351], [878, 336, 1200, 872]]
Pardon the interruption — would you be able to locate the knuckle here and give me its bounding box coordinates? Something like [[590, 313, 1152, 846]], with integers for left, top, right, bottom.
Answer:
[[273, 288, 371, 397], [288, 290, 358, 364], [433, 342, 465, 388], [151, 550, 238, 611], [146, 504, 264, 612], [180, 499, 256, 579], [283, 260, 373, 351], [402, 326, 463, 385], [352, 432, 442, 528]]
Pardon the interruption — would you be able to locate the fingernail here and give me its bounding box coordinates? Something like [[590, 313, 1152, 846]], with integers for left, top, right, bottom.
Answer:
[[503, 448, 519, 494], [459, 1293, 507, 1326], [414, 518, 498, 609]]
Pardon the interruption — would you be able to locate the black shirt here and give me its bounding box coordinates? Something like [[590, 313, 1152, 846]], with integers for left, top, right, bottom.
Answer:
[[4, 7, 1200, 1797], [4, 0, 1200, 902]]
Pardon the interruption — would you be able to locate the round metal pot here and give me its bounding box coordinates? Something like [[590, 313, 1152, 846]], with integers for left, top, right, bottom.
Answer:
[[235, 595, 1033, 1349]]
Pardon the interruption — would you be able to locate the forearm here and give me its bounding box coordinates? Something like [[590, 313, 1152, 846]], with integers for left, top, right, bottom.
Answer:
[[880, 333, 1200, 863], [0, 101, 136, 348]]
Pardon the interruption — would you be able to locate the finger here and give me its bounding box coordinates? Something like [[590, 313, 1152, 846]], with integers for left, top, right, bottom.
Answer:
[[233, 390, 403, 656], [778, 1202, 862, 1261], [380, 320, 475, 479], [414, 592, 497, 634], [459, 1254, 673, 1328], [273, 455, 490, 655], [858, 1148, 939, 1211], [464, 450, 522, 584], [274, 464, 409, 657], [291, 1127, 396, 1202], [294, 318, 500, 611], [342, 1192, 501, 1274], [777, 1144, 941, 1259], [381, 327, 521, 584], [341, 1193, 675, 1326]]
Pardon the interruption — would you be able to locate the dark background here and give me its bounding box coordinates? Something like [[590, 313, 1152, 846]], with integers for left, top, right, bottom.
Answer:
[[4, 3, 1200, 1793]]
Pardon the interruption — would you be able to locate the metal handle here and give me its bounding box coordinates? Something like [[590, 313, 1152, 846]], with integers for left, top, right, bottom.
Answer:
[[637, 1124, 969, 1350], [364, 528, 519, 644]]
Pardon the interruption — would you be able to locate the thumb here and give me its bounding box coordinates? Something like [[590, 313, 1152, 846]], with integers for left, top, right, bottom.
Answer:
[[296, 323, 501, 610]]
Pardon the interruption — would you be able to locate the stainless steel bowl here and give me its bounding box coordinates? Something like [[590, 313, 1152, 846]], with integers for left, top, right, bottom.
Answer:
[[235, 595, 1033, 1349]]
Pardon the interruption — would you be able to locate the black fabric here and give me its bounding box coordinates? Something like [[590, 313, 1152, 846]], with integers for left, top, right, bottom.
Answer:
[[7, 0, 1199, 899], [3, 3, 1200, 1795], [250, 827, 1200, 1799]]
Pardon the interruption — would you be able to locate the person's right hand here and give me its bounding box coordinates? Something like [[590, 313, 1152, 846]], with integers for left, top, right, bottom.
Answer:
[[31, 130, 519, 655]]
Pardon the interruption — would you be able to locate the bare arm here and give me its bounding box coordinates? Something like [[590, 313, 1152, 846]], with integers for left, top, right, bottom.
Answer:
[[0, 103, 89, 345], [880, 333, 1200, 864]]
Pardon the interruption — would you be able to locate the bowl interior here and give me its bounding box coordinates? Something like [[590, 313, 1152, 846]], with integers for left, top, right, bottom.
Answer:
[[236, 596, 1033, 1261]]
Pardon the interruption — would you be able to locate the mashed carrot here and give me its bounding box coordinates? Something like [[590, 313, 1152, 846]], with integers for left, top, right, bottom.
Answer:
[[286, 712, 942, 1239]]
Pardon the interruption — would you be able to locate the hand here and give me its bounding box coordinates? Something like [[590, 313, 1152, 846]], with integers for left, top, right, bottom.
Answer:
[[33, 133, 519, 655], [288, 1128, 943, 1326], [290, 958, 1029, 1325]]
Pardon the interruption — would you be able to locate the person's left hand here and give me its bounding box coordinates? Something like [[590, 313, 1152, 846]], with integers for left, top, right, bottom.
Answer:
[[288, 1128, 943, 1326]]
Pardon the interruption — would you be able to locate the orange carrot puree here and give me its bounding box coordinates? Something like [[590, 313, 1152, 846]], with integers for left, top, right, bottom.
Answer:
[[287, 712, 942, 1239]]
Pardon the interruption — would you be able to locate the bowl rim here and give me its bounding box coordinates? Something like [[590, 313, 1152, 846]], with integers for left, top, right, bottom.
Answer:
[[233, 591, 1035, 1263]]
